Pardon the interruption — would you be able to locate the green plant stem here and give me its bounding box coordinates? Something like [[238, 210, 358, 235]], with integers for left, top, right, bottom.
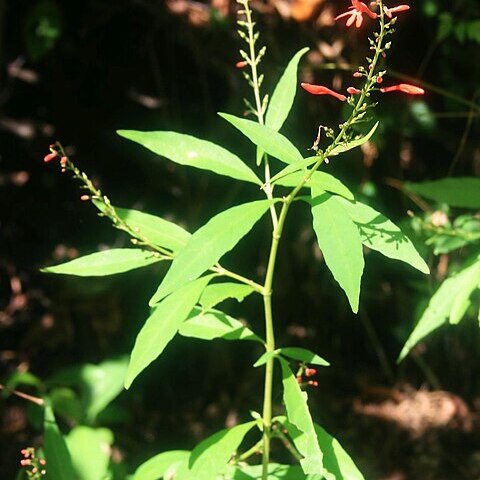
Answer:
[[53, 143, 265, 294], [259, 7, 388, 478]]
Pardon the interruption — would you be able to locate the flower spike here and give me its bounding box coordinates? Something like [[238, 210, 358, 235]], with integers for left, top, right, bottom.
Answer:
[[380, 83, 424, 95], [335, 0, 377, 28], [301, 83, 347, 101]]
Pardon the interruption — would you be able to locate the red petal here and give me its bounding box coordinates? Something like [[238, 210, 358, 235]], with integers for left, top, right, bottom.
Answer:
[[380, 83, 424, 95], [301, 83, 347, 101]]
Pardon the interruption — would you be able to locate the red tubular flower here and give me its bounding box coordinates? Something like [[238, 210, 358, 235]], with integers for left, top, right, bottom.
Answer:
[[383, 4, 410, 18], [335, 0, 377, 28], [301, 83, 347, 101], [347, 86, 362, 94], [43, 152, 57, 163], [380, 83, 425, 95]]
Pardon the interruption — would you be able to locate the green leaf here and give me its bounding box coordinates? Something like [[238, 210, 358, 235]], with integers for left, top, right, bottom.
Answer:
[[329, 121, 379, 157], [314, 423, 365, 480], [117, 130, 261, 185], [310, 190, 364, 313], [398, 258, 480, 362], [178, 421, 256, 480], [149, 200, 273, 305], [253, 350, 276, 367], [43, 403, 77, 480], [126, 275, 214, 389], [199, 283, 255, 311], [224, 463, 320, 479], [179, 307, 262, 342], [265, 47, 309, 131], [48, 356, 129, 424], [219, 113, 304, 165], [279, 359, 323, 476], [336, 198, 430, 274], [269, 157, 319, 185], [132, 450, 190, 480], [42, 249, 161, 277], [66, 426, 113, 480], [94, 201, 191, 252], [279, 347, 330, 366], [276, 171, 354, 201], [405, 177, 480, 209]]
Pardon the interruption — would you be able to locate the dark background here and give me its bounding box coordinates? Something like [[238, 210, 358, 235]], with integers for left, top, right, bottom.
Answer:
[[1, 0, 480, 478]]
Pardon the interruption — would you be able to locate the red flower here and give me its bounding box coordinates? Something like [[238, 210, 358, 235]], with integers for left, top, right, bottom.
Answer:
[[235, 60, 248, 69], [383, 4, 410, 18], [335, 0, 377, 28], [301, 83, 347, 101], [43, 152, 57, 163], [380, 83, 424, 95], [347, 86, 362, 94]]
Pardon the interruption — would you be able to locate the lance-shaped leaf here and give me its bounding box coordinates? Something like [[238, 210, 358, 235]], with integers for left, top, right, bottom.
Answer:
[[254, 347, 329, 368], [178, 421, 256, 480], [132, 450, 190, 480], [269, 157, 319, 185], [224, 463, 320, 479], [310, 189, 364, 313], [125, 275, 214, 388], [265, 48, 309, 131], [117, 130, 261, 185], [219, 113, 304, 165], [279, 358, 323, 476], [314, 423, 365, 480], [42, 249, 162, 277], [43, 403, 76, 480], [179, 307, 262, 342], [276, 171, 354, 200], [405, 177, 480, 209], [150, 200, 273, 305], [336, 197, 430, 274], [398, 258, 480, 362], [329, 121, 379, 157], [94, 200, 190, 252], [199, 282, 255, 311], [66, 426, 113, 480]]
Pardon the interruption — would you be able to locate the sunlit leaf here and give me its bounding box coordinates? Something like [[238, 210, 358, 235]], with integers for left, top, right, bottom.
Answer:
[[336, 197, 430, 274], [276, 171, 354, 201], [269, 157, 319, 185], [279, 359, 323, 476], [398, 257, 480, 362], [313, 423, 365, 480], [224, 463, 321, 479], [310, 190, 364, 313], [199, 283, 255, 311], [329, 122, 379, 157], [126, 275, 214, 389], [43, 403, 76, 480], [117, 130, 261, 185], [178, 421, 256, 480], [132, 450, 190, 480], [279, 347, 330, 366], [149, 200, 273, 305], [266, 47, 309, 131], [94, 200, 190, 252], [41, 249, 161, 277], [405, 177, 480, 209], [66, 426, 113, 480], [179, 307, 262, 342], [219, 113, 304, 165]]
